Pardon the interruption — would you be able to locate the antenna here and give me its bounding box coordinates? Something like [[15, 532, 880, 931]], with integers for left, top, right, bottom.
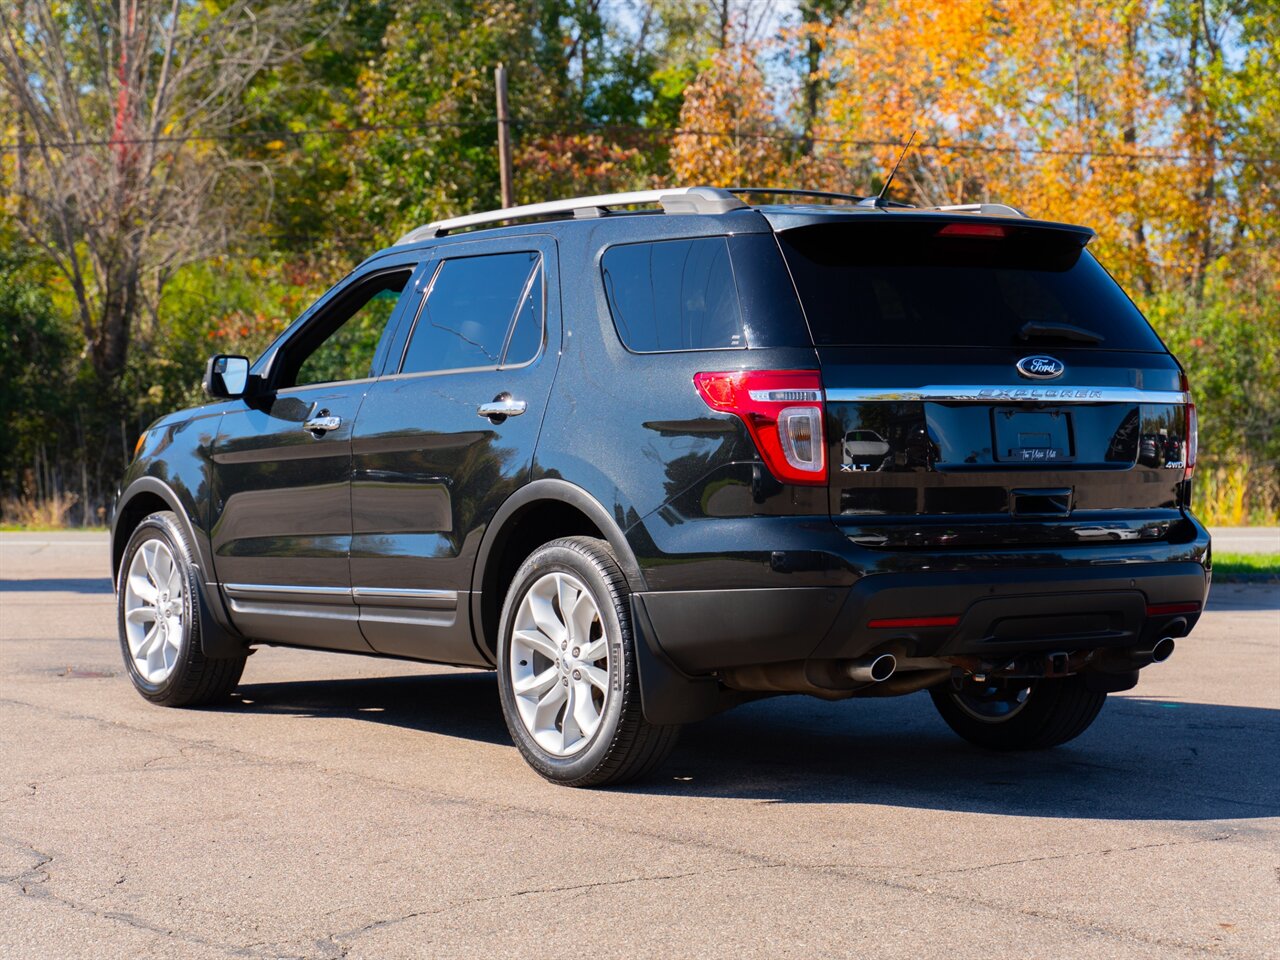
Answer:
[[878, 129, 917, 201], [859, 130, 918, 208]]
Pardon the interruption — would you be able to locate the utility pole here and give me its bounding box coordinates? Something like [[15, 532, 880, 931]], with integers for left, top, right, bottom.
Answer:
[[495, 62, 514, 209]]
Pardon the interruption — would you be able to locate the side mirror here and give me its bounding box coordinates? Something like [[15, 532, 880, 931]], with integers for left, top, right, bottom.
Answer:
[[203, 355, 251, 399]]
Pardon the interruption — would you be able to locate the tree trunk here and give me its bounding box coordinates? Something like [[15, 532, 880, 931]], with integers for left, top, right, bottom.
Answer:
[[1123, 13, 1151, 295], [85, 238, 140, 390], [802, 3, 821, 148]]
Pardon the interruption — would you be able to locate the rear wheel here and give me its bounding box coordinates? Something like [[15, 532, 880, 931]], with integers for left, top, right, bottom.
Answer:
[[929, 674, 1106, 750], [117, 511, 246, 706], [497, 536, 680, 787]]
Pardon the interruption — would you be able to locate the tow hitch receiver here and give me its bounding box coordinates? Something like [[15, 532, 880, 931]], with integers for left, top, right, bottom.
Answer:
[[945, 650, 1084, 680]]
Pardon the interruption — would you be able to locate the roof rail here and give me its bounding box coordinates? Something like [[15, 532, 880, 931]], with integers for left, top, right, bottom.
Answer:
[[727, 187, 871, 205], [928, 202, 1027, 219], [396, 186, 747, 244]]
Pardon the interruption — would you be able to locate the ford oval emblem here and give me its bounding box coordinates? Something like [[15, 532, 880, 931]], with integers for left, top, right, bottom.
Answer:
[[1016, 355, 1065, 380]]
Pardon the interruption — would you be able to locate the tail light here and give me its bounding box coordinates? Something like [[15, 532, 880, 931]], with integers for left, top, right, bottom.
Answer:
[[693, 370, 826, 485], [868, 615, 961, 629], [1179, 372, 1197, 481], [1146, 601, 1200, 617], [1184, 402, 1198, 480], [936, 222, 1009, 239]]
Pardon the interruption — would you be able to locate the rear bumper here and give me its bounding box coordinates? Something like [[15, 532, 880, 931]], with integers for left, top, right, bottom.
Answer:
[[637, 558, 1210, 674]]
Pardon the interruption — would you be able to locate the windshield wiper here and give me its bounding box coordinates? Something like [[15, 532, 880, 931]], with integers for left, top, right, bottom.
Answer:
[[1018, 320, 1105, 344]]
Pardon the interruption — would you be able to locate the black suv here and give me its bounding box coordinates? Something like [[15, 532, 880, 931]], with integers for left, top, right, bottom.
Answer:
[[112, 186, 1210, 786]]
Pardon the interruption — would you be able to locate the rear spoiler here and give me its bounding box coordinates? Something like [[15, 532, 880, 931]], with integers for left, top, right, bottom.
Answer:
[[761, 208, 1096, 246]]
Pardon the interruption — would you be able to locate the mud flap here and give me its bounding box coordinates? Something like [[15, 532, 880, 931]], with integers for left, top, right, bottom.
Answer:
[[630, 594, 733, 725], [197, 581, 250, 659]]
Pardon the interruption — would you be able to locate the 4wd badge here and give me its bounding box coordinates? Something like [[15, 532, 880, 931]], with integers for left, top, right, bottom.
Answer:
[[1016, 355, 1066, 379]]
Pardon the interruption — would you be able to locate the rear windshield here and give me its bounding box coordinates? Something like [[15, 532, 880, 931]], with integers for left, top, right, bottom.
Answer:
[[777, 221, 1165, 351]]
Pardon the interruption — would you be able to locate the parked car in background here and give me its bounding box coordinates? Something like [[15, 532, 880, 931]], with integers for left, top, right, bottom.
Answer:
[[842, 429, 891, 469]]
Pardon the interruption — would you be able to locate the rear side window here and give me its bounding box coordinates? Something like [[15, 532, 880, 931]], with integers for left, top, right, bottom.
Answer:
[[602, 237, 745, 351], [777, 221, 1165, 351], [400, 252, 542, 374]]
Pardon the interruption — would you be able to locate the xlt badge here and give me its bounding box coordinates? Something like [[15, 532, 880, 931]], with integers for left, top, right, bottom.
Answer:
[[1017, 355, 1066, 379]]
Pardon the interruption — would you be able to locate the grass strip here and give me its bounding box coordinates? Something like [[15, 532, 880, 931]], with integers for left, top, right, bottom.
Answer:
[[1214, 552, 1280, 582]]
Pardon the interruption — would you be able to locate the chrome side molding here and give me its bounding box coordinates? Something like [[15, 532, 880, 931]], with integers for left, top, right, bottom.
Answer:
[[352, 587, 458, 609], [225, 583, 458, 607], [224, 583, 351, 600]]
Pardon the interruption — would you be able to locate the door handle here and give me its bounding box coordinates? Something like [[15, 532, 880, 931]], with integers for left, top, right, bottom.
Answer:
[[303, 414, 342, 436], [477, 394, 527, 423]]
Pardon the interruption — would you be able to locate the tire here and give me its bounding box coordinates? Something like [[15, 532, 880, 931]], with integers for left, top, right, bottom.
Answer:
[[116, 511, 246, 707], [496, 536, 680, 787], [929, 674, 1106, 751]]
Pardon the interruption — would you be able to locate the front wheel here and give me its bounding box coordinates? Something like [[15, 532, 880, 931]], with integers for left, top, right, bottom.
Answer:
[[496, 537, 680, 787], [117, 511, 246, 707], [929, 675, 1106, 750]]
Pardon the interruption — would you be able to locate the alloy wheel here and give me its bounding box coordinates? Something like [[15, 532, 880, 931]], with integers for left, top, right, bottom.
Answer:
[[509, 572, 611, 756], [123, 539, 186, 683], [950, 678, 1033, 723]]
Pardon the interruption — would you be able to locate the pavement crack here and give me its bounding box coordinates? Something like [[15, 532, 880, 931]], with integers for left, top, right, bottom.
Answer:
[[142, 753, 182, 769], [0, 834, 274, 959], [0, 693, 1264, 959], [910, 833, 1233, 878], [823, 859, 1238, 957], [321, 862, 805, 955], [0, 835, 54, 888]]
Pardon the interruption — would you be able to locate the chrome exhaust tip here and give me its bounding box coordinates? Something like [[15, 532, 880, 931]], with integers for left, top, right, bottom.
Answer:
[[846, 653, 897, 684], [1128, 636, 1176, 666]]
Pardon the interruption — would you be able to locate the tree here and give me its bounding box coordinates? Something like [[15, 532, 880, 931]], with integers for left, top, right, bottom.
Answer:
[[0, 0, 313, 396], [340, 0, 570, 239], [794, 0, 859, 145], [516, 133, 649, 199], [0, 247, 76, 501], [670, 41, 793, 186], [804, 0, 1277, 512]]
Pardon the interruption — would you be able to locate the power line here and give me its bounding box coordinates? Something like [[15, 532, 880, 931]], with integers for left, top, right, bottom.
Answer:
[[0, 120, 498, 151], [1, 120, 1274, 165]]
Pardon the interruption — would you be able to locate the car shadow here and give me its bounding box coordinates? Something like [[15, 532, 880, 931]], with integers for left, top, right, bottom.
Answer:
[[638, 692, 1280, 820], [222, 670, 1278, 822], [0, 577, 113, 594], [227, 672, 512, 747]]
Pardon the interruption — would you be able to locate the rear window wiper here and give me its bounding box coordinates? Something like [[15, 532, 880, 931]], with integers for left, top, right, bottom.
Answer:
[[1018, 320, 1105, 344]]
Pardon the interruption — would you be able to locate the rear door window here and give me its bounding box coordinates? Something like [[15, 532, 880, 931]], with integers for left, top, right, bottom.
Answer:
[[400, 251, 542, 374], [502, 266, 543, 366], [602, 237, 745, 351], [777, 221, 1165, 351]]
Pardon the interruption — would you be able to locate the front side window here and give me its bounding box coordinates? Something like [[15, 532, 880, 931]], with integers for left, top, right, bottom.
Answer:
[[601, 237, 745, 352], [400, 252, 542, 375], [284, 269, 412, 388]]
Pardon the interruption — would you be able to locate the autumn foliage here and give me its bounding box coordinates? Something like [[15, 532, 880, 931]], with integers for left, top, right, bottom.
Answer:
[[668, 3, 1277, 519], [1, 0, 1276, 522], [671, 45, 796, 187]]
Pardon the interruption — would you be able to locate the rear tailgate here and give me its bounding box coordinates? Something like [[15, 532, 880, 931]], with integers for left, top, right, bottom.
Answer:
[[776, 215, 1196, 548]]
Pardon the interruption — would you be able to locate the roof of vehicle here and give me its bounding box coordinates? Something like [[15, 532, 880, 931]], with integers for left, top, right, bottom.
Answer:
[[389, 186, 1095, 248]]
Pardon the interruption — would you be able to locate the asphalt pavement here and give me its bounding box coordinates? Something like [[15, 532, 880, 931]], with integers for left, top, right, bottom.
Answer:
[[1209, 527, 1279, 555], [1, 532, 1277, 959]]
